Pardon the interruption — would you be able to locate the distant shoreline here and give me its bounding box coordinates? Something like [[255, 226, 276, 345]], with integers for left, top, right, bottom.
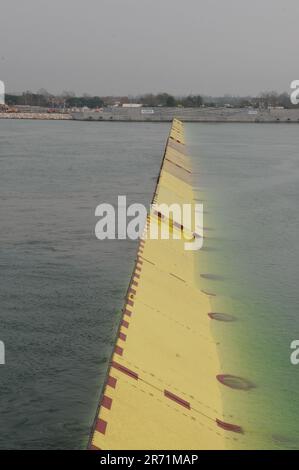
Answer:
[[0, 113, 71, 121], [1, 107, 299, 123]]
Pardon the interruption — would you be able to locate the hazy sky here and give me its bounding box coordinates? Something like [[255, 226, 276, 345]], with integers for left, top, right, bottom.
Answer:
[[0, 0, 298, 96]]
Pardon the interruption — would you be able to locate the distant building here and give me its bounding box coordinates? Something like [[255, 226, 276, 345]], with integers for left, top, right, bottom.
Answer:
[[102, 96, 129, 106], [122, 103, 143, 108], [269, 106, 285, 110]]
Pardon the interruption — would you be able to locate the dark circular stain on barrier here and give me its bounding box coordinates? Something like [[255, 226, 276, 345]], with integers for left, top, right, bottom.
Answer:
[[200, 273, 224, 281], [208, 312, 236, 322], [201, 290, 216, 297], [217, 374, 255, 391]]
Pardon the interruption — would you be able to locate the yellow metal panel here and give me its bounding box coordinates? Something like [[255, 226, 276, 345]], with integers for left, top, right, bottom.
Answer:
[[89, 119, 242, 450]]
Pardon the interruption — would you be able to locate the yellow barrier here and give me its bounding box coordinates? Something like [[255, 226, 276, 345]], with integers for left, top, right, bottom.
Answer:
[[89, 119, 244, 450]]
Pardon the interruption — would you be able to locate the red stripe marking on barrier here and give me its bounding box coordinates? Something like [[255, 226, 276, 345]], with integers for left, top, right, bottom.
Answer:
[[132, 280, 138, 287], [173, 221, 183, 229], [95, 419, 107, 435], [107, 376, 117, 389], [136, 266, 141, 272], [216, 419, 243, 434], [129, 288, 136, 295], [122, 320, 129, 328], [102, 395, 112, 410], [119, 332, 127, 341], [124, 309, 132, 317], [153, 210, 165, 220], [111, 361, 139, 380], [134, 273, 140, 279], [164, 390, 191, 409], [89, 444, 101, 450], [115, 345, 123, 356], [127, 300, 134, 307], [165, 158, 191, 174]]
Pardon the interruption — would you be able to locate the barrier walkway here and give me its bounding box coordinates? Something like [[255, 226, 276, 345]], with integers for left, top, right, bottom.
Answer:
[[89, 119, 243, 450]]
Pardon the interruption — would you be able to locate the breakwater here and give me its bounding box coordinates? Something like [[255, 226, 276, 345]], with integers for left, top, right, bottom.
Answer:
[[2, 108, 299, 123], [72, 106, 299, 123], [0, 112, 71, 120], [88, 119, 235, 450]]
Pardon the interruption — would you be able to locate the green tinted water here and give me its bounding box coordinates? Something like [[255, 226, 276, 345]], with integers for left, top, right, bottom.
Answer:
[[187, 123, 299, 449]]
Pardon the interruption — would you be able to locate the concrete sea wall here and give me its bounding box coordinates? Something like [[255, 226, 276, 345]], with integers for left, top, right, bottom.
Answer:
[[72, 107, 299, 123], [0, 113, 71, 120]]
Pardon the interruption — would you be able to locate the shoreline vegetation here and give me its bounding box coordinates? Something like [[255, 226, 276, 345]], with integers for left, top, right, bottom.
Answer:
[[2, 107, 299, 123], [1, 90, 298, 123], [3, 90, 297, 110]]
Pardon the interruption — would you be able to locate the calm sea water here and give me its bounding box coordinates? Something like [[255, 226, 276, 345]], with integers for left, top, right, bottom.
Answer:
[[1, 120, 299, 449], [187, 123, 299, 449], [0, 120, 169, 449]]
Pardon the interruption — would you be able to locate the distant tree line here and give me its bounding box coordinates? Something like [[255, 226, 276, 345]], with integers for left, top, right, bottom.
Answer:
[[6, 93, 51, 107], [4, 90, 297, 109], [5, 91, 104, 109], [5, 91, 203, 108], [138, 93, 203, 107], [203, 92, 294, 109], [65, 96, 104, 108]]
